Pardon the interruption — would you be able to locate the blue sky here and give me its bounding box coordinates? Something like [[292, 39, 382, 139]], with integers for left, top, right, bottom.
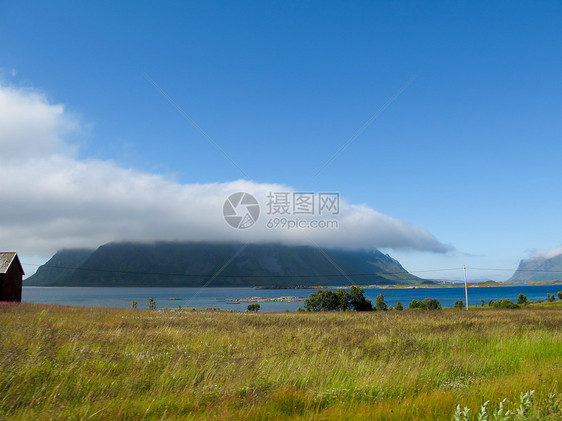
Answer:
[[1, 1, 562, 280]]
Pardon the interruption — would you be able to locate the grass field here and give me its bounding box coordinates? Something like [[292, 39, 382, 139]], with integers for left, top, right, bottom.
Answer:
[[1, 303, 561, 420]]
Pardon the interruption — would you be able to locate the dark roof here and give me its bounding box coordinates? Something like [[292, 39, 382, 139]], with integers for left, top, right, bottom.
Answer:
[[0, 252, 24, 275]]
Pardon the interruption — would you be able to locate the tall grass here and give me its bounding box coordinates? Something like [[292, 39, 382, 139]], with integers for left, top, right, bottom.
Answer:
[[1, 304, 561, 420]]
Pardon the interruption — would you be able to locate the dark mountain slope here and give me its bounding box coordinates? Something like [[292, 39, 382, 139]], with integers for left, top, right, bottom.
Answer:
[[26, 241, 428, 287]]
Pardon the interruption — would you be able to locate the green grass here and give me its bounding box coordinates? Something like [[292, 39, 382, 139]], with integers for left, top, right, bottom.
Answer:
[[1, 304, 561, 420]]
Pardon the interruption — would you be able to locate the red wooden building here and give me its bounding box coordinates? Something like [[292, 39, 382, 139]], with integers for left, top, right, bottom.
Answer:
[[0, 252, 24, 302]]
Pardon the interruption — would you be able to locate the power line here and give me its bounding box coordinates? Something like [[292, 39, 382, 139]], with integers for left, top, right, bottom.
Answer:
[[22, 262, 562, 280], [468, 267, 562, 273]]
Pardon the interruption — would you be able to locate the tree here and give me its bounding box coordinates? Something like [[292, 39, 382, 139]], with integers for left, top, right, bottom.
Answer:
[[558, 291, 562, 300], [517, 293, 529, 305], [480, 299, 485, 307], [349, 286, 372, 311], [395, 301, 404, 311], [375, 294, 387, 311], [147, 297, 157, 310], [454, 300, 464, 309], [247, 303, 260, 312], [547, 293, 555, 302], [304, 290, 348, 311], [304, 290, 338, 311], [336, 289, 352, 311]]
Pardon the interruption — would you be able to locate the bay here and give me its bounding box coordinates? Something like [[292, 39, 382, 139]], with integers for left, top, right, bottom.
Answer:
[[21, 284, 561, 312]]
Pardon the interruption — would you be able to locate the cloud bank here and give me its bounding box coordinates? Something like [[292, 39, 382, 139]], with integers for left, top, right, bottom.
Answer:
[[0, 83, 452, 257]]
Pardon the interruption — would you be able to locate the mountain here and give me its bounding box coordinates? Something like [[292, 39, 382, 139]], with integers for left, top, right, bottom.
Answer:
[[507, 253, 562, 283], [25, 241, 428, 287]]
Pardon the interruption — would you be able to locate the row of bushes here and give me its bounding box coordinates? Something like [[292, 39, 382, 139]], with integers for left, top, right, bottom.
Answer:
[[302, 288, 443, 312], [303, 289, 562, 312], [141, 290, 562, 312], [452, 291, 562, 310]]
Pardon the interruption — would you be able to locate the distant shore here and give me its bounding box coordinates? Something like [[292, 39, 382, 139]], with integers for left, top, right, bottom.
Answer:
[[260, 280, 562, 290]]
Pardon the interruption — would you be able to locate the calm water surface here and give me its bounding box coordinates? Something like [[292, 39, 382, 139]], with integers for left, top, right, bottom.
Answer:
[[22, 284, 561, 312]]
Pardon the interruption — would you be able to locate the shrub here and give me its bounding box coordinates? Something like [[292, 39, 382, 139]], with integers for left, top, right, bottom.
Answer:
[[547, 293, 556, 302], [454, 390, 537, 421], [408, 299, 424, 309], [247, 303, 260, 312], [454, 300, 464, 309], [375, 294, 387, 311], [132, 301, 138, 309], [423, 297, 441, 310], [148, 297, 157, 310], [480, 299, 485, 307], [558, 291, 562, 300], [409, 298, 441, 310], [493, 298, 519, 309], [517, 293, 529, 305], [395, 301, 404, 311]]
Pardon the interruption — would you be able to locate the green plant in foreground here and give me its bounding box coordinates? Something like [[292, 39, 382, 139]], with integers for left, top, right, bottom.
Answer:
[[558, 291, 562, 300], [147, 297, 157, 309], [1, 303, 561, 420], [132, 300, 137, 309], [395, 301, 404, 311], [452, 390, 549, 421], [454, 300, 464, 309]]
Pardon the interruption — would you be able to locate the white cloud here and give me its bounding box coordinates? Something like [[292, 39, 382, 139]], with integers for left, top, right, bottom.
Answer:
[[0, 83, 452, 257], [528, 247, 562, 261], [0, 85, 77, 161]]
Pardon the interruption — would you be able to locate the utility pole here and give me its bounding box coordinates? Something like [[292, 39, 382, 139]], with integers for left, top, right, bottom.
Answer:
[[464, 265, 469, 310]]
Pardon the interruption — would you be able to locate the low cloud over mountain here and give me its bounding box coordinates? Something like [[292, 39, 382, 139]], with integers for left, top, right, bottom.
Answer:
[[0, 83, 452, 257]]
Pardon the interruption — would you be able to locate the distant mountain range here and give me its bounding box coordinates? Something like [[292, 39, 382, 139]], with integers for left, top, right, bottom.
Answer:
[[508, 253, 562, 283], [25, 241, 429, 287]]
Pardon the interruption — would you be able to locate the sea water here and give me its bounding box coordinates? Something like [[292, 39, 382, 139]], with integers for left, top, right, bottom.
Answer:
[[22, 284, 561, 312]]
